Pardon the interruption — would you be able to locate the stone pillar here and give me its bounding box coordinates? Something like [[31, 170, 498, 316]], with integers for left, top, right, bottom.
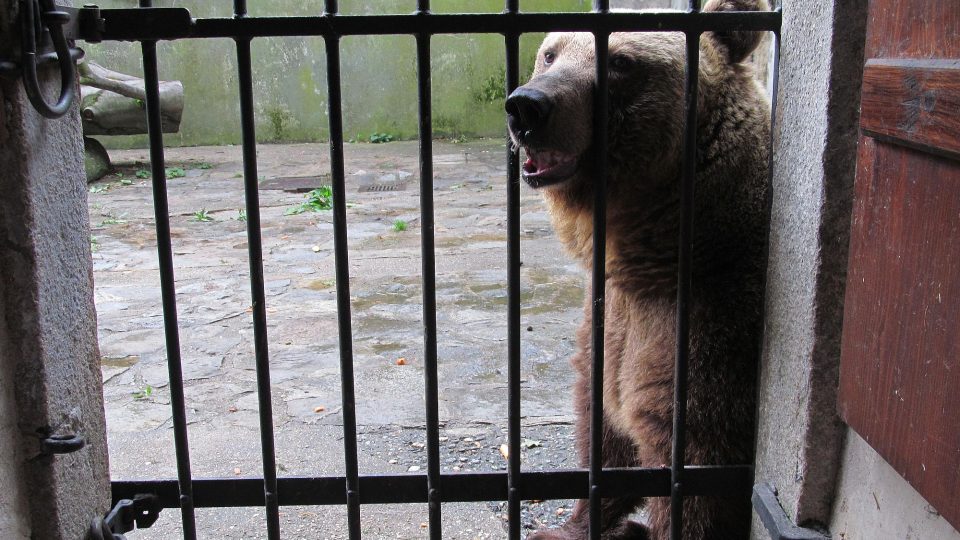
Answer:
[[750, 0, 868, 535], [0, 1, 111, 538]]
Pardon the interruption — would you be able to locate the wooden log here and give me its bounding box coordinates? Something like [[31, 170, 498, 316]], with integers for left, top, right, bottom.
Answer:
[[79, 61, 184, 136]]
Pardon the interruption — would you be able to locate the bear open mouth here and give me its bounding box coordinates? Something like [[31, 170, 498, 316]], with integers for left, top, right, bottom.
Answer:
[[521, 147, 578, 187]]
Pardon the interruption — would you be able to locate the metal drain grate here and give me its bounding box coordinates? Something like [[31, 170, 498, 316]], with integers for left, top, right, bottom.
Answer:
[[258, 175, 331, 193], [356, 171, 412, 193]]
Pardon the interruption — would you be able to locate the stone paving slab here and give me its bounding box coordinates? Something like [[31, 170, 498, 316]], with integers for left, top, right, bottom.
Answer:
[[89, 139, 584, 539]]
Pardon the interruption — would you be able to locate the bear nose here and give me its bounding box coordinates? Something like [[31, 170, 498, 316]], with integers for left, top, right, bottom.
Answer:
[[505, 87, 553, 142]]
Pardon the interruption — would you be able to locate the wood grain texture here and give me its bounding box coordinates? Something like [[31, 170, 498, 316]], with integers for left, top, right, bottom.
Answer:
[[839, 137, 960, 531], [841, 0, 960, 527], [865, 0, 960, 59], [860, 59, 960, 159]]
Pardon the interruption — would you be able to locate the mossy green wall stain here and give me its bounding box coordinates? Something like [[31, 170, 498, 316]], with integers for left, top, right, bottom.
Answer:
[[83, 0, 588, 148]]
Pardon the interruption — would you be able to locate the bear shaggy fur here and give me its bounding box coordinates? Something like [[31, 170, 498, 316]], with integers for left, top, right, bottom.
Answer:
[[505, 0, 771, 538]]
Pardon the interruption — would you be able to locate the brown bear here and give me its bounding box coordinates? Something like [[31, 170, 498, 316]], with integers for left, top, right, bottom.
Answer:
[[504, 0, 771, 538]]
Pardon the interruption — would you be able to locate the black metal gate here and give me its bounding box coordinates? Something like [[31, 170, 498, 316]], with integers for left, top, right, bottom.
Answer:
[[15, 1, 781, 539]]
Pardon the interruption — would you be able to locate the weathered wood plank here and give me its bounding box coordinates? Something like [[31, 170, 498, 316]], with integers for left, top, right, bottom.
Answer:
[[839, 137, 960, 531], [860, 59, 960, 159]]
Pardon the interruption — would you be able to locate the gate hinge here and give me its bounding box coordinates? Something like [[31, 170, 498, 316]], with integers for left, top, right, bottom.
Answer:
[[88, 494, 162, 540], [40, 432, 86, 455], [752, 483, 830, 540]]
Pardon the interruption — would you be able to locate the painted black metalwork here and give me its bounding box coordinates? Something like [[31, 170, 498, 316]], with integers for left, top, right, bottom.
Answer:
[[138, 1, 196, 538], [504, 2, 522, 538], [414, 2, 444, 539], [670, 3, 703, 537], [89, 494, 161, 540], [61, 2, 782, 538], [232, 1, 281, 538], [322, 1, 363, 537], [112, 465, 752, 507], [39, 433, 86, 455], [85, 9, 780, 40], [17, 0, 77, 118], [589, 1, 610, 538]]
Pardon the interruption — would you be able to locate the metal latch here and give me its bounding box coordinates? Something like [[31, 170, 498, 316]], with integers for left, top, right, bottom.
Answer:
[[753, 483, 830, 540], [0, 1, 91, 118], [88, 494, 161, 540]]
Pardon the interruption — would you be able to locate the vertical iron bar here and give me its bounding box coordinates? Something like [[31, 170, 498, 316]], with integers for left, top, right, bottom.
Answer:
[[504, 1, 521, 538], [589, 2, 609, 540], [324, 1, 361, 538], [671, 12, 701, 539], [415, 2, 442, 538], [233, 2, 281, 538], [139, 1, 196, 538]]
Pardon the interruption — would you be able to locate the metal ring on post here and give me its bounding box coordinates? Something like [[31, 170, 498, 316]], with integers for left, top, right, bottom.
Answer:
[[20, 0, 77, 119]]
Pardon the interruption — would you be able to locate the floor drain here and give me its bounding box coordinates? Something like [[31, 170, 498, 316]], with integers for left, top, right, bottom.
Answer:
[[357, 171, 413, 193], [258, 175, 330, 193]]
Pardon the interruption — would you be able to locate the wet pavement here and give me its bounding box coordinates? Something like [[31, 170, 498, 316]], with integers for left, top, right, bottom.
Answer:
[[88, 139, 585, 538]]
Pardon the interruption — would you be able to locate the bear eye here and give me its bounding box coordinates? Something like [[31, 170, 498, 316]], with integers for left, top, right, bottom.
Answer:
[[543, 51, 556, 65], [609, 55, 632, 72]]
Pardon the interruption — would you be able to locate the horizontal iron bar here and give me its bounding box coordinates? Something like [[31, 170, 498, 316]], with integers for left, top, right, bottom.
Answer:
[[112, 466, 752, 508], [89, 9, 780, 42]]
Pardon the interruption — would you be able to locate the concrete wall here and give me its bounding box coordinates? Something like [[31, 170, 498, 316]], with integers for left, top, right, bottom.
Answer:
[[751, 0, 866, 532], [830, 430, 960, 540], [83, 0, 589, 148], [752, 1, 959, 539], [0, 0, 111, 537]]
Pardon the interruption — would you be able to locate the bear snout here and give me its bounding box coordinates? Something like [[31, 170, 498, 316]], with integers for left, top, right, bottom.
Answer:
[[505, 86, 553, 145]]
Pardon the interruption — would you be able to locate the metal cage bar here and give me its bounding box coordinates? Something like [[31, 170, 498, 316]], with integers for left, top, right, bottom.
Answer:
[[589, 1, 610, 538], [323, 1, 363, 538], [504, 2, 522, 538], [138, 0, 197, 538], [90, 4, 784, 538], [93, 11, 782, 41], [670, 14, 702, 540], [415, 1, 443, 538], [232, 1, 281, 538], [112, 465, 753, 507]]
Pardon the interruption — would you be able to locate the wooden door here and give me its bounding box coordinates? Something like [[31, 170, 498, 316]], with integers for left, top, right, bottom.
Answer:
[[838, 0, 960, 530]]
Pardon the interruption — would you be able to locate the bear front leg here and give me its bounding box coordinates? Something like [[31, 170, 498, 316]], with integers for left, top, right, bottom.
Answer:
[[527, 373, 648, 539]]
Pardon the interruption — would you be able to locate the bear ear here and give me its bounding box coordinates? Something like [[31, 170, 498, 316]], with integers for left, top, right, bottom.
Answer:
[[702, 0, 771, 64]]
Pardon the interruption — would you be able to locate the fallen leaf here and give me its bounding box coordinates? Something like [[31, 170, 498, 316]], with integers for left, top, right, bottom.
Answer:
[[314, 406, 326, 413], [396, 357, 407, 365], [521, 438, 542, 449]]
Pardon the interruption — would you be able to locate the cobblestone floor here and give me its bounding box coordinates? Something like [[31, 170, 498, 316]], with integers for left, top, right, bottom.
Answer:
[[89, 139, 586, 539]]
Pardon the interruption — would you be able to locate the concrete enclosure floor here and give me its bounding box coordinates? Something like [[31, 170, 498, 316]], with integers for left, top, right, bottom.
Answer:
[[89, 139, 587, 539]]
